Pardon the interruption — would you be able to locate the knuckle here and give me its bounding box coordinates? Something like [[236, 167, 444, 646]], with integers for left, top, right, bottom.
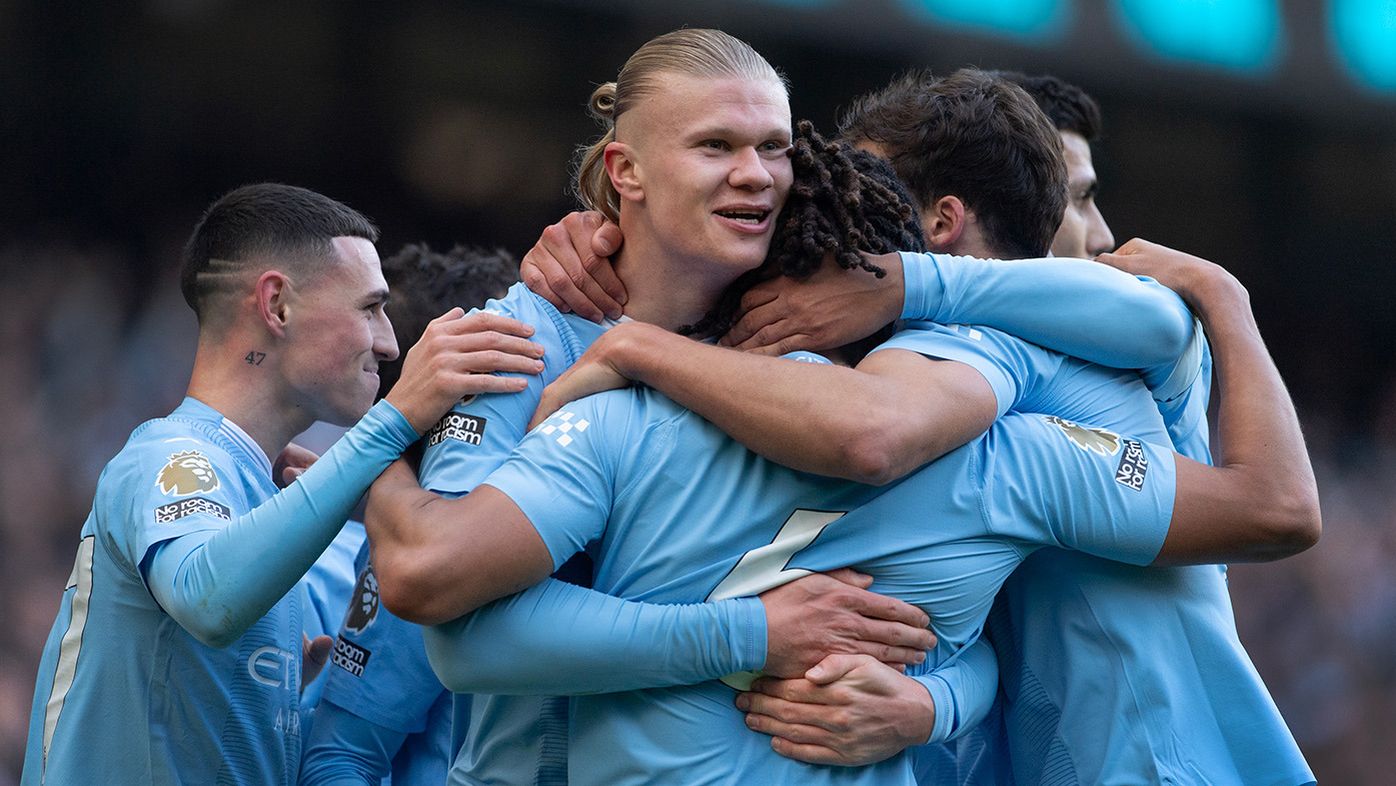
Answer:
[[543, 268, 572, 289]]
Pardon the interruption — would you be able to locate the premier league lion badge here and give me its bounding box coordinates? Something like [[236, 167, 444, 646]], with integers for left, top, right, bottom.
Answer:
[[1044, 415, 1121, 456], [156, 450, 221, 496], [344, 566, 380, 635]]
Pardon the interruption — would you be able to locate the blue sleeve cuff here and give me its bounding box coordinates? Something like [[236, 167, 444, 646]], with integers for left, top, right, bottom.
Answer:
[[733, 596, 768, 673], [913, 672, 956, 744], [367, 398, 420, 450], [899, 251, 947, 322]]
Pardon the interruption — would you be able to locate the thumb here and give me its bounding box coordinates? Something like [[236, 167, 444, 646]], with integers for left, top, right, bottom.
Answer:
[[594, 222, 623, 257], [308, 635, 333, 666], [805, 652, 866, 684], [432, 306, 466, 323], [823, 567, 874, 590], [529, 394, 560, 431]]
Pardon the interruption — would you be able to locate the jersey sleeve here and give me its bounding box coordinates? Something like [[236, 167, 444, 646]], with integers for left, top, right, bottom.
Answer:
[[479, 394, 625, 570], [899, 252, 1196, 370], [980, 413, 1177, 566], [1141, 321, 1214, 464], [110, 433, 248, 575], [870, 323, 1059, 419], [142, 400, 418, 647], [298, 696, 409, 786], [418, 285, 580, 496], [913, 635, 1000, 744], [423, 578, 766, 695], [319, 551, 448, 735]]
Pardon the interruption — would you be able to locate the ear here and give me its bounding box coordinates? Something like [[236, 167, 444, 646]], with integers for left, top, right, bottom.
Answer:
[[920, 195, 967, 251], [604, 141, 644, 204], [254, 270, 293, 339]]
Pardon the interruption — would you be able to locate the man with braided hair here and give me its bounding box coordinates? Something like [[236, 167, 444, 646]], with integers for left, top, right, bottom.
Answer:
[[325, 29, 947, 786], [369, 118, 1316, 785], [524, 67, 1312, 785]]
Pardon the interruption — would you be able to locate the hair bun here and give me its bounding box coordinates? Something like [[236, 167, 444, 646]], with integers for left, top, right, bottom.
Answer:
[[589, 82, 618, 122]]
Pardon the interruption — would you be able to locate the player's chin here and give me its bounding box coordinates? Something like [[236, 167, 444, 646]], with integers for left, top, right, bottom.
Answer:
[[330, 389, 378, 427], [716, 239, 772, 273]]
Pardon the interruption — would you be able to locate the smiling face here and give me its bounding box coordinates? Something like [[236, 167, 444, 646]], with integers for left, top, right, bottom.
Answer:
[[281, 236, 399, 426], [1051, 130, 1115, 259], [610, 73, 793, 284]]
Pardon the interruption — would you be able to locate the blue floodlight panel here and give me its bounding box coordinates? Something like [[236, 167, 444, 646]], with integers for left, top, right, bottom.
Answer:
[[1330, 0, 1396, 92], [896, 0, 1068, 42], [1114, 0, 1283, 73]]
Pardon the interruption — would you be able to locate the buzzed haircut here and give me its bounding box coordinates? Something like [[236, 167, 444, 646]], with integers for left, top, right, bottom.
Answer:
[[376, 242, 519, 397], [687, 121, 924, 339], [838, 67, 1067, 259], [180, 183, 379, 323], [993, 70, 1103, 142]]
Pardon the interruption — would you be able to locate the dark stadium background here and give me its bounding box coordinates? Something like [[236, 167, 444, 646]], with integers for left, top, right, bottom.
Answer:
[[3, 1, 1394, 782]]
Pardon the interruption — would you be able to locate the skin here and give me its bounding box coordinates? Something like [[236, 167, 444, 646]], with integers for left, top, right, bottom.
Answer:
[[1050, 130, 1115, 259], [367, 74, 936, 675], [274, 237, 399, 428], [374, 241, 1318, 767], [523, 241, 1318, 765], [603, 72, 794, 329], [167, 230, 546, 661]]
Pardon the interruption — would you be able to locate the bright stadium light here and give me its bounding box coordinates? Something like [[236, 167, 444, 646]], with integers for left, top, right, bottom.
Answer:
[[894, 0, 1069, 42], [1330, 0, 1396, 92], [1113, 0, 1284, 73]]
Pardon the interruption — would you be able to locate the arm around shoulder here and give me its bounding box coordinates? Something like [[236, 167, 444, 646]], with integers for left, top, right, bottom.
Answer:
[[1130, 248, 1320, 564]]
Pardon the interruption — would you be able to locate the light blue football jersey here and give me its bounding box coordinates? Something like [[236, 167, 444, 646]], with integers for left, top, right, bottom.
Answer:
[[299, 544, 452, 786], [482, 354, 1178, 786], [884, 320, 1311, 784], [324, 283, 765, 786], [24, 398, 305, 786], [299, 519, 365, 729], [317, 282, 612, 785]]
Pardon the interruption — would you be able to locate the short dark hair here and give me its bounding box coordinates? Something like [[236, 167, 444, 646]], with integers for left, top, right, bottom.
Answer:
[[993, 70, 1102, 142], [376, 242, 519, 397], [838, 68, 1066, 259], [181, 183, 379, 322], [687, 121, 924, 338]]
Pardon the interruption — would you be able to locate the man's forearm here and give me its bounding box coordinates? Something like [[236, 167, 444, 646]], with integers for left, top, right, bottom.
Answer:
[[367, 474, 555, 624], [1157, 267, 1320, 562], [605, 323, 985, 484], [899, 252, 1196, 369], [423, 580, 766, 695]]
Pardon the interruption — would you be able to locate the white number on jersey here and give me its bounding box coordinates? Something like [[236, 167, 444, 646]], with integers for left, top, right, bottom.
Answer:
[[707, 509, 846, 689]]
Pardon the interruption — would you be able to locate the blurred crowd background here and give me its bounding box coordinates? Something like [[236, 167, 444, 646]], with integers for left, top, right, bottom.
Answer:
[[3, 1, 1395, 783]]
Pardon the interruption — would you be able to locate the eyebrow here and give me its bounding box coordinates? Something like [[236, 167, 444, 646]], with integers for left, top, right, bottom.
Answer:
[[683, 124, 792, 143]]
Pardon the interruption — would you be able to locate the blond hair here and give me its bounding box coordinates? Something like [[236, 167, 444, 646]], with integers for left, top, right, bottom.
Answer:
[[574, 29, 787, 222]]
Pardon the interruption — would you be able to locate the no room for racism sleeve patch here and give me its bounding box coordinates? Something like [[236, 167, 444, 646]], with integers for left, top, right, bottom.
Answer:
[[427, 412, 487, 448], [1114, 438, 1150, 491], [154, 496, 232, 524]]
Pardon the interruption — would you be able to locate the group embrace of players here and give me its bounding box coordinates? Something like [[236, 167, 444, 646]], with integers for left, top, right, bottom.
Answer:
[[23, 28, 1321, 786]]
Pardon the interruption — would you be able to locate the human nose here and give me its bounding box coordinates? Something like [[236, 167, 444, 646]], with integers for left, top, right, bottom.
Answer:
[[374, 312, 400, 362], [729, 146, 774, 191], [1087, 203, 1116, 258]]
